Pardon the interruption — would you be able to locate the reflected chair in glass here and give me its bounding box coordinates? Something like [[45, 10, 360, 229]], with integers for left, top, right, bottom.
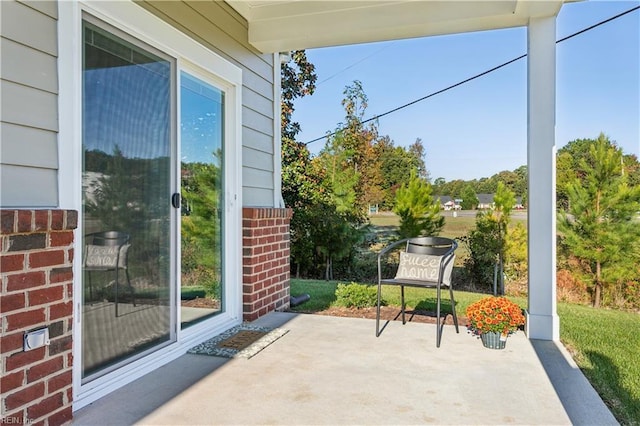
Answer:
[[376, 236, 458, 347], [84, 231, 136, 317]]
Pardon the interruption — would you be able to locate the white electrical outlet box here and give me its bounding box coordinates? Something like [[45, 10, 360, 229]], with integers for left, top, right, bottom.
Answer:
[[24, 328, 50, 351]]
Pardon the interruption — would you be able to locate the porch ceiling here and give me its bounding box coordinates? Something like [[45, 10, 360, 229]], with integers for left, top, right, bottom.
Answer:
[[226, 0, 576, 53]]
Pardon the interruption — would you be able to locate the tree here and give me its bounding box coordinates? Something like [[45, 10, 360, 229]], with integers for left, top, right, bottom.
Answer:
[[316, 134, 360, 216], [281, 50, 316, 140], [408, 138, 428, 180], [463, 182, 515, 293], [513, 165, 528, 204], [504, 222, 528, 288], [313, 81, 385, 220], [377, 139, 425, 209], [432, 177, 446, 192], [311, 203, 365, 280], [460, 185, 479, 210], [393, 173, 444, 239], [558, 135, 640, 307], [557, 134, 616, 209]]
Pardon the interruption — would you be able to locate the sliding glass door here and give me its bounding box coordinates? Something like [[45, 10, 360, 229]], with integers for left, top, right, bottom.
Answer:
[[81, 20, 173, 380], [80, 15, 234, 382]]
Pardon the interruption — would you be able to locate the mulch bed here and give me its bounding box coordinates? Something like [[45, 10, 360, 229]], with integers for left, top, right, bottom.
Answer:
[[297, 305, 467, 326]]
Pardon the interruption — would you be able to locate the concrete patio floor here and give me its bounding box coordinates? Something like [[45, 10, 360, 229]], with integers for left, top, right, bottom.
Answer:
[[73, 312, 618, 425]]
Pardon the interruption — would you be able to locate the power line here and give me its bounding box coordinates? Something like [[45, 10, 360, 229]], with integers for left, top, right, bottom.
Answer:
[[303, 5, 640, 146], [317, 42, 395, 85]]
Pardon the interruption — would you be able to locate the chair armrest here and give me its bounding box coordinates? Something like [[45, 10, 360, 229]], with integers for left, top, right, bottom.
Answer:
[[377, 238, 410, 283], [377, 238, 410, 261]]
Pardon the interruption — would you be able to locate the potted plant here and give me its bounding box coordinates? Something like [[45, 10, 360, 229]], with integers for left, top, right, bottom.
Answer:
[[466, 296, 526, 349]]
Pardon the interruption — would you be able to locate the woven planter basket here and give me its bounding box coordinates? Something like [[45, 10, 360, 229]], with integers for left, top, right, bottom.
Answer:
[[480, 332, 507, 349]]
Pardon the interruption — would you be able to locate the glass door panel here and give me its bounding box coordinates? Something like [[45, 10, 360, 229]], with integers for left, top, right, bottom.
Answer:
[[180, 72, 224, 328], [81, 21, 173, 380]]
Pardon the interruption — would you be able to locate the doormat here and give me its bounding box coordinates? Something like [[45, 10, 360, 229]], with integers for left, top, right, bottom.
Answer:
[[187, 325, 289, 359]]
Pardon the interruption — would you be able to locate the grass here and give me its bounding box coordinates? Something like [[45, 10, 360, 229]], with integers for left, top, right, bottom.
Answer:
[[290, 278, 639, 424], [369, 213, 477, 263], [370, 212, 476, 236], [559, 304, 640, 424]]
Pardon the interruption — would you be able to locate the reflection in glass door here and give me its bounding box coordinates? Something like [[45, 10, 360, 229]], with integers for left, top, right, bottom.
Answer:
[[81, 21, 173, 380], [179, 72, 224, 328]]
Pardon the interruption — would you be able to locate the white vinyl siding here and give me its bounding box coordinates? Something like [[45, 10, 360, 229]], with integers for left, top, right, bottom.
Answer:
[[243, 127, 273, 154], [139, 0, 277, 207], [1, 38, 58, 93], [1, 123, 58, 169], [0, 0, 59, 207], [1, 166, 57, 206], [1, 0, 58, 54], [1, 81, 58, 131]]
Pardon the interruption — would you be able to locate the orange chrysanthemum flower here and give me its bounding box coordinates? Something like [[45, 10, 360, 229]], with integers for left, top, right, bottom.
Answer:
[[466, 296, 525, 336]]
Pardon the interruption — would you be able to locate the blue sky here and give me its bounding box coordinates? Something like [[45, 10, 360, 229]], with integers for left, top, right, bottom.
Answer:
[[292, 1, 640, 181]]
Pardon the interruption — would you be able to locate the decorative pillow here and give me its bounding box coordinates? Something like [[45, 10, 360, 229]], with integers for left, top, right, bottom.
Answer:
[[84, 244, 130, 269], [395, 251, 455, 286]]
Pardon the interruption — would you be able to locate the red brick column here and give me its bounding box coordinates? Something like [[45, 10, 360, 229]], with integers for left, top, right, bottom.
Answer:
[[1, 209, 77, 426], [242, 207, 292, 321]]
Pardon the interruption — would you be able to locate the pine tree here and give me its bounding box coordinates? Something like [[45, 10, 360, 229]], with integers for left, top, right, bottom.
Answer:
[[393, 173, 444, 239], [558, 135, 640, 307]]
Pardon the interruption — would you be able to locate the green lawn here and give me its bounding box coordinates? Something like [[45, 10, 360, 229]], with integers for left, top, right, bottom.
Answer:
[[289, 278, 639, 424], [559, 304, 640, 424], [370, 213, 478, 263]]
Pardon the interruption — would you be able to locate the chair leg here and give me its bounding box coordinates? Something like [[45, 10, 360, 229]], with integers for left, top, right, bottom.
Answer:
[[114, 270, 120, 317], [125, 268, 136, 307], [87, 271, 93, 302], [401, 286, 406, 324], [449, 286, 459, 333], [436, 285, 442, 348], [376, 282, 382, 337]]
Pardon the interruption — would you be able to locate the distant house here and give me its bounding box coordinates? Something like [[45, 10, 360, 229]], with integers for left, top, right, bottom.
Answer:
[[477, 193, 525, 210], [477, 193, 495, 209], [515, 196, 525, 209], [435, 195, 452, 209], [434, 195, 461, 211]]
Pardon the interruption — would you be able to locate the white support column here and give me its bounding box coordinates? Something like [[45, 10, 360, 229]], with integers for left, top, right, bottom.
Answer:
[[526, 16, 559, 341]]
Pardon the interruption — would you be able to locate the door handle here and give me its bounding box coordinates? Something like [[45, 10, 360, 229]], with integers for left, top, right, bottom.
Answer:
[[172, 193, 181, 209]]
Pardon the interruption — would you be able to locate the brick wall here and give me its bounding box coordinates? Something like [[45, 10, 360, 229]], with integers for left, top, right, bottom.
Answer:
[[242, 207, 292, 321], [1, 209, 77, 426]]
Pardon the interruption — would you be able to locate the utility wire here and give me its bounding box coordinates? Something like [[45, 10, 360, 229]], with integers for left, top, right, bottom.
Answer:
[[317, 42, 395, 85], [303, 5, 640, 146]]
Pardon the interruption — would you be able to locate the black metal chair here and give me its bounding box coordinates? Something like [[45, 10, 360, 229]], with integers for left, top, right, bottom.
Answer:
[[84, 231, 135, 317], [376, 236, 458, 347]]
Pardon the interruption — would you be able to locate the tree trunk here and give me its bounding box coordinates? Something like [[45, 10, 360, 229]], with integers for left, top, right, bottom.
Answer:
[[325, 256, 331, 281], [329, 256, 333, 281], [593, 261, 602, 308]]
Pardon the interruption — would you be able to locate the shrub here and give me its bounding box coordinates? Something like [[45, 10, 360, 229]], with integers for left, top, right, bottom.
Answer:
[[623, 280, 640, 309], [557, 269, 588, 304], [334, 282, 380, 308]]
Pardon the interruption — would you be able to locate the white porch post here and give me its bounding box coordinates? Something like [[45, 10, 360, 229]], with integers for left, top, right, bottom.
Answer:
[[526, 16, 560, 341]]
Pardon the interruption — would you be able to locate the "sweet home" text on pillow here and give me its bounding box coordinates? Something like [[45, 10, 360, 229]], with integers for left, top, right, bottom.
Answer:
[[394, 251, 455, 285]]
